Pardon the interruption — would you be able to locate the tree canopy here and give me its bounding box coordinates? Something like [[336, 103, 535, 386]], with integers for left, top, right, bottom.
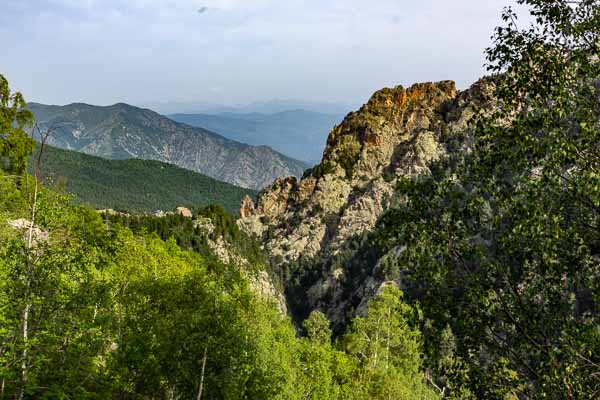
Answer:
[[374, 0, 599, 397], [0, 74, 34, 176]]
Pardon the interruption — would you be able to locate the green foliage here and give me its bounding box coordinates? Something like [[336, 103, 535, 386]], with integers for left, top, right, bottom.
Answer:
[[0, 170, 28, 214], [303, 311, 333, 345], [340, 286, 437, 400], [293, 289, 437, 400], [0, 176, 299, 398], [103, 228, 297, 399], [197, 204, 248, 245], [297, 312, 343, 400], [1, 152, 437, 398], [372, 1, 600, 397], [0, 174, 436, 398], [103, 204, 267, 268], [0, 74, 34, 176], [30, 143, 256, 215]]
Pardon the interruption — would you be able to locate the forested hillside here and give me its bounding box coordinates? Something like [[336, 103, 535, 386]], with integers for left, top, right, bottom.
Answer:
[[28, 143, 256, 215]]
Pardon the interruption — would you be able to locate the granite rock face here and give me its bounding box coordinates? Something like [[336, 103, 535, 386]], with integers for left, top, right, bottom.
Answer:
[[239, 80, 494, 326]]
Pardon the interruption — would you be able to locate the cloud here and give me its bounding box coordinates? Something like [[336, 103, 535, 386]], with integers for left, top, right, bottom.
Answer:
[[1, 0, 513, 106]]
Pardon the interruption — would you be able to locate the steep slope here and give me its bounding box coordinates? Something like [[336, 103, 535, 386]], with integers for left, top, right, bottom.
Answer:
[[168, 110, 343, 163], [28, 102, 308, 190], [101, 205, 287, 312], [31, 144, 257, 215], [239, 80, 493, 327]]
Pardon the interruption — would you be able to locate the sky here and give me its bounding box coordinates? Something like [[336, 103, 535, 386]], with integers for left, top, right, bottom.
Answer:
[[1, 0, 519, 108]]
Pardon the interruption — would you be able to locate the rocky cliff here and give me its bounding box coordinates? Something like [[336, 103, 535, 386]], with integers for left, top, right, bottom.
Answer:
[[239, 80, 494, 327]]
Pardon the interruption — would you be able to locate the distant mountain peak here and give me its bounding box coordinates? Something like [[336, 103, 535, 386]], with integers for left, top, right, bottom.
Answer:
[[28, 102, 308, 190], [142, 98, 356, 115], [169, 109, 344, 163]]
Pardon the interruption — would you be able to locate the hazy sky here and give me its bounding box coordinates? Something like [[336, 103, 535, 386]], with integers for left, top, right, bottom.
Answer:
[[1, 0, 517, 107]]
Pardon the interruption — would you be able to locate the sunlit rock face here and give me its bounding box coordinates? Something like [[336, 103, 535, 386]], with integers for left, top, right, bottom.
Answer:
[[239, 79, 496, 327]]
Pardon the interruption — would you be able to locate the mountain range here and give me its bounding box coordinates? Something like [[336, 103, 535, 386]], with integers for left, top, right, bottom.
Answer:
[[30, 144, 256, 215], [168, 110, 343, 163], [28, 102, 308, 190], [142, 98, 356, 115]]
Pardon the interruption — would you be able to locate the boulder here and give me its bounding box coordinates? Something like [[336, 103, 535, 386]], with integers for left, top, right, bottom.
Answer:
[[175, 207, 192, 218]]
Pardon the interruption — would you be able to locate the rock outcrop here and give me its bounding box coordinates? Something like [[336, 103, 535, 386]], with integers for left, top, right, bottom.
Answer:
[[239, 80, 494, 327], [175, 207, 192, 218], [8, 219, 50, 246], [239, 195, 257, 218]]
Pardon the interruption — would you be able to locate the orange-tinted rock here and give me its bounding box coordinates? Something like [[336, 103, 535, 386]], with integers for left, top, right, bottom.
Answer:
[[257, 176, 297, 217], [240, 195, 257, 218]]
